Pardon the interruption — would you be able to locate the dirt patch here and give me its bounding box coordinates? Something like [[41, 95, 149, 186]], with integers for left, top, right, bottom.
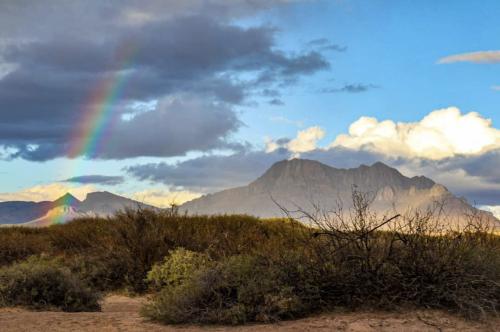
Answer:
[[0, 295, 498, 332]]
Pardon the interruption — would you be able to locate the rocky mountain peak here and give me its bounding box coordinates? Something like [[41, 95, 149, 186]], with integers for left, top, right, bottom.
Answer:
[[180, 158, 480, 221], [261, 158, 330, 177], [250, 158, 335, 191], [53, 193, 80, 207]]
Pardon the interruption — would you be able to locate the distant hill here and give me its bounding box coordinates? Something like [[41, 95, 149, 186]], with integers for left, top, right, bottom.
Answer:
[[0, 191, 154, 226], [181, 159, 499, 227]]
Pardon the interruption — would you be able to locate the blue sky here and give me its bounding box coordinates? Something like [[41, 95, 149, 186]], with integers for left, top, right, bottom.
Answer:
[[240, 0, 500, 141], [0, 0, 499, 210]]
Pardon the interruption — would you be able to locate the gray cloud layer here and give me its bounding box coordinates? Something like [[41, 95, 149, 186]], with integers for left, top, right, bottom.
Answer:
[[0, 1, 329, 161], [62, 175, 125, 186]]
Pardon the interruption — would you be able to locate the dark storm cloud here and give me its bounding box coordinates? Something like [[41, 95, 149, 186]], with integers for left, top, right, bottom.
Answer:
[[4, 95, 243, 161], [63, 175, 125, 185], [0, 1, 295, 39], [0, 1, 330, 161], [100, 96, 243, 159], [320, 83, 379, 93]]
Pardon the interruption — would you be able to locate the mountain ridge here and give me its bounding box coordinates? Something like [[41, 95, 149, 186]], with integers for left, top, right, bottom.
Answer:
[[1, 159, 497, 227], [180, 159, 498, 227]]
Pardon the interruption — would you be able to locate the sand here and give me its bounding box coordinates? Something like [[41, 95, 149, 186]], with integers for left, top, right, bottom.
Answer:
[[0, 295, 498, 332]]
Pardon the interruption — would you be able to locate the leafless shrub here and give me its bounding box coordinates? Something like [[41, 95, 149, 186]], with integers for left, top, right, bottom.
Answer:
[[276, 187, 500, 319]]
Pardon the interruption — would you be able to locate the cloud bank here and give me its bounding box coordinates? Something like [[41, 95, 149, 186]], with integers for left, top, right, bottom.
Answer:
[[480, 205, 500, 219], [331, 107, 500, 160]]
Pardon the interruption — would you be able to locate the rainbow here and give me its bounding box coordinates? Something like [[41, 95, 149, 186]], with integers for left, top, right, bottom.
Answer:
[[45, 43, 138, 227], [68, 43, 137, 159]]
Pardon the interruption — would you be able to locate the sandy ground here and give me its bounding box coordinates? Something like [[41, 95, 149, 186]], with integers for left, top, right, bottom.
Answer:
[[0, 295, 498, 332]]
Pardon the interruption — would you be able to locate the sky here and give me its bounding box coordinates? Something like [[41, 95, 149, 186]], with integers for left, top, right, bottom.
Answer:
[[0, 0, 499, 214]]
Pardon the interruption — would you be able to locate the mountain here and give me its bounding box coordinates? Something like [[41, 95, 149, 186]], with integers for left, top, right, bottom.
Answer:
[[0, 200, 54, 225], [0, 193, 81, 225], [181, 159, 499, 227], [0, 191, 154, 226], [79, 191, 150, 216]]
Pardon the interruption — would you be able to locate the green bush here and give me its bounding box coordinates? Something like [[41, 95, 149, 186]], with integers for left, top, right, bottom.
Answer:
[[146, 248, 213, 291], [64, 253, 130, 292], [143, 253, 306, 325], [0, 256, 101, 312]]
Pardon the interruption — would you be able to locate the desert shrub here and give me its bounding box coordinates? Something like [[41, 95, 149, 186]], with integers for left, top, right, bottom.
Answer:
[[0, 256, 101, 311], [385, 218, 500, 318], [7, 209, 301, 293], [63, 253, 130, 292], [143, 253, 307, 325], [146, 248, 213, 291], [48, 217, 113, 253], [290, 190, 500, 319], [63, 210, 300, 293], [104, 208, 176, 292], [0, 227, 50, 266]]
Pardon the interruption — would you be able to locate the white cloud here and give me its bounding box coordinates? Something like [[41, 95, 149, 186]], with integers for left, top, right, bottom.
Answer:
[[0, 183, 95, 202], [130, 188, 202, 207], [266, 126, 326, 156], [438, 51, 500, 64], [288, 126, 326, 153], [479, 205, 500, 219], [330, 107, 500, 160]]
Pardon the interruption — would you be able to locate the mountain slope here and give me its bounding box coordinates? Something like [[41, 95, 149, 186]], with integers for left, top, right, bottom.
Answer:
[[0, 193, 81, 225], [24, 205, 86, 227], [0, 201, 53, 224], [0, 191, 155, 226], [181, 159, 498, 226]]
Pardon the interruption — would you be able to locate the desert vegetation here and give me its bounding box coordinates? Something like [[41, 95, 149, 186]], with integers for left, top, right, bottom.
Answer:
[[0, 192, 498, 325]]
